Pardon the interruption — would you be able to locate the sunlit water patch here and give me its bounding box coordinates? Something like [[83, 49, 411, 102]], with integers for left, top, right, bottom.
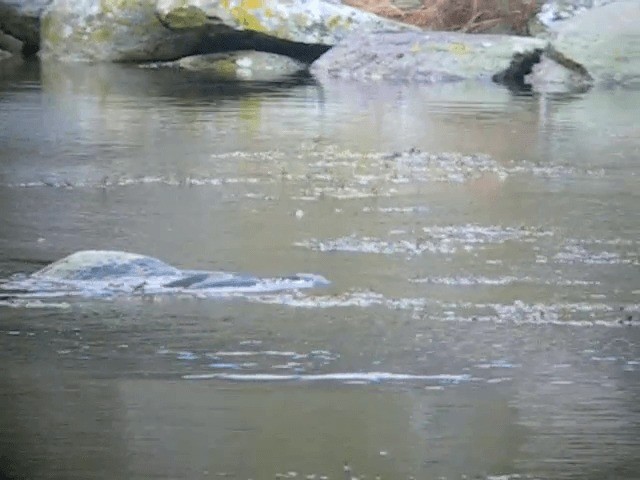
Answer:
[[553, 243, 639, 265], [410, 276, 600, 286], [249, 290, 638, 327], [156, 347, 341, 374], [296, 225, 552, 257], [182, 372, 472, 385]]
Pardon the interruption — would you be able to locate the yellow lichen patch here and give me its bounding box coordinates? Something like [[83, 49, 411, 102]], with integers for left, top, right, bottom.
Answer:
[[101, 0, 145, 15], [91, 27, 114, 43], [164, 6, 208, 29], [211, 59, 239, 78], [230, 6, 267, 32], [327, 15, 343, 30], [449, 42, 470, 55], [40, 15, 62, 47], [243, 0, 264, 9], [291, 13, 310, 28], [410, 42, 422, 53]]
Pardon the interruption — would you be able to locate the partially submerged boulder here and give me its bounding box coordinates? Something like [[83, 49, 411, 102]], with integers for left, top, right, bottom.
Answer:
[[544, 1, 640, 87], [1, 250, 330, 298], [145, 51, 307, 81], [40, 0, 204, 62], [311, 30, 591, 91]]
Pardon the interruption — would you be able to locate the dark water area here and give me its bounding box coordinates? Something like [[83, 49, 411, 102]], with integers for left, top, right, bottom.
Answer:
[[0, 60, 639, 480]]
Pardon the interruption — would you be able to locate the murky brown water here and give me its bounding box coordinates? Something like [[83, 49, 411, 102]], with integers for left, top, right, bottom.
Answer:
[[1, 60, 639, 480]]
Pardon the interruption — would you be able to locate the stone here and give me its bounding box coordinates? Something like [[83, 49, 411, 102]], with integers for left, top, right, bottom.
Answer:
[[155, 0, 414, 46], [145, 51, 307, 80], [0, 0, 50, 55], [525, 52, 592, 92], [546, 1, 640, 86], [40, 0, 204, 62], [0, 29, 23, 55], [0, 250, 330, 297], [311, 30, 551, 85]]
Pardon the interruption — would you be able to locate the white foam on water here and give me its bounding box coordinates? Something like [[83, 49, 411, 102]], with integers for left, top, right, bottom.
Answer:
[[295, 236, 455, 256], [411, 276, 600, 286], [250, 291, 428, 310], [421, 224, 553, 243], [0, 299, 71, 309], [212, 350, 300, 357], [475, 361, 520, 369], [182, 372, 472, 383], [554, 245, 631, 265], [412, 276, 520, 286]]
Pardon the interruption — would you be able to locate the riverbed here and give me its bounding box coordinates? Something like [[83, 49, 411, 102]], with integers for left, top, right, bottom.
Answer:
[[0, 61, 639, 480]]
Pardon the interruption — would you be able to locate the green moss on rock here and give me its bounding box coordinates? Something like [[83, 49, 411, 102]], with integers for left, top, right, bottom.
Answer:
[[163, 6, 208, 29]]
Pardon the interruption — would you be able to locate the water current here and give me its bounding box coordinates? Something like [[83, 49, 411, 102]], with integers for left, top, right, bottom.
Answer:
[[0, 61, 639, 480]]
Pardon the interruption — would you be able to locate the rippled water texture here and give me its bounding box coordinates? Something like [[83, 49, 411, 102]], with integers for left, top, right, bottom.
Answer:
[[1, 61, 639, 480]]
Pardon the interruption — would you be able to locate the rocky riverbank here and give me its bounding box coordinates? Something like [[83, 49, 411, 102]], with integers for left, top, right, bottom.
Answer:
[[1, 0, 638, 91]]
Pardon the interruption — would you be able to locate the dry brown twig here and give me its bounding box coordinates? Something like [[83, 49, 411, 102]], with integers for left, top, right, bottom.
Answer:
[[344, 0, 540, 35]]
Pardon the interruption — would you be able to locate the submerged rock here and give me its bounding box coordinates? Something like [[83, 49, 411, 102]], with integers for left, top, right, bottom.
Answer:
[[32, 251, 181, 281], [145, 51, 307, 81], [1, 250, 329, 298]]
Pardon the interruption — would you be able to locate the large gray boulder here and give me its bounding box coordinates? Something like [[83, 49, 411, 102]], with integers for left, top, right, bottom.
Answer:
[[40, 0, 204, 62], [0, 0, 50, 54], [311, 30, 592, 92], [155, 0, 413, 45], [544, 1, 640, 87]]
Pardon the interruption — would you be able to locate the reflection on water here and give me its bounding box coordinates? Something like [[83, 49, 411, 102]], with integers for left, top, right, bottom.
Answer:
[[0, 60, 639, 480]]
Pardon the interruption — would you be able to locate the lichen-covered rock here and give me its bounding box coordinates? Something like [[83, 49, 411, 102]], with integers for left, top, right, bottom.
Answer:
[[155, 0, 414, 46], [40, 0, 204, 62], [546, 1, 640, 87], [145, 51, 307, 80], [0, 0, 50, 54], [311, 30, 548, 84], [311, 30, 595, 92]]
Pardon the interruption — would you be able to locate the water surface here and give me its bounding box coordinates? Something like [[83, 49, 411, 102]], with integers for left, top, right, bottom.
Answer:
[[1, 60, 639, 480]]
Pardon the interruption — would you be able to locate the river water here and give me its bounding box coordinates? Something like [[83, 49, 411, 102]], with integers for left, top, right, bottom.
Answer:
[[0, 60, 639, 480]]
